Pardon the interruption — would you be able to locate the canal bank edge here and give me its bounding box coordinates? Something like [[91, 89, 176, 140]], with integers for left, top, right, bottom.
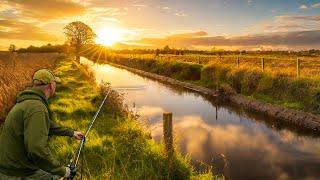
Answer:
[[105, 61, 320, 132], [50, 57, 211, 179]]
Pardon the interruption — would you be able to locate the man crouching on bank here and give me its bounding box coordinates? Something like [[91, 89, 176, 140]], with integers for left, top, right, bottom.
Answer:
[[0, 69, 84, 180]]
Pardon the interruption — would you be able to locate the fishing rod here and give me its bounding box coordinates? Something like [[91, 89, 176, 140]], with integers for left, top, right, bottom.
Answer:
[[66, 85, 145, 179], [67, 87, 111, 180]]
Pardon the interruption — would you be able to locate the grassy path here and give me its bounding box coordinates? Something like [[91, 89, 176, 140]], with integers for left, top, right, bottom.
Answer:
[[48, 57, 213, 179]]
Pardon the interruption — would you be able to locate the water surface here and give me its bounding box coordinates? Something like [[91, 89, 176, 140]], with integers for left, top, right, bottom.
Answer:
[[82, 58, 320, 180]]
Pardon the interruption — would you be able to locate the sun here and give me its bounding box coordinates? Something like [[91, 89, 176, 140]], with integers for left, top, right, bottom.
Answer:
[[96, 28, 125, 46]]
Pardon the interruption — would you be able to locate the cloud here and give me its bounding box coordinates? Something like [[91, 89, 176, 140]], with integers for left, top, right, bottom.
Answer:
[[311, 3, 320, 8], [131, 30, 320, 50], [246, 15, 320, 35], [299, 4, 308, 10], [0, 19, 60, 41], [175, 13, 188, 17], [138, 106, 164, 117], [132, 4, 146, 7], [132, 4, 147, 11], [270, 9, 277, 13], [169, 31, 208, 38], [4, 0, 86, 20], [278, 15, 320, 21], [89, 7, 127, 17]]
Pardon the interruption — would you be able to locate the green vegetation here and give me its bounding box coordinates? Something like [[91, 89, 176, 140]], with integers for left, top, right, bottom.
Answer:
[[109, 53, 320, 77], [104, 56, 320, 114], [49, 56, 214, 179]]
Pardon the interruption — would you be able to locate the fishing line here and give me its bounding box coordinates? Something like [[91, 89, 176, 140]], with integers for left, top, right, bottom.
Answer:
[[67, 87, 111, 180], [67, 85, 145, 179]]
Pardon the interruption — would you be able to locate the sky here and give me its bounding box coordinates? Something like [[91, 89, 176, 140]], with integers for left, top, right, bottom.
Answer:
[[0, 0, 320, 50]]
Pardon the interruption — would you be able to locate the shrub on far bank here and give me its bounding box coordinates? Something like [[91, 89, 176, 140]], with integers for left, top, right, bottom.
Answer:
[[111, 57, 202, 81], [201, 63, 320, 113]]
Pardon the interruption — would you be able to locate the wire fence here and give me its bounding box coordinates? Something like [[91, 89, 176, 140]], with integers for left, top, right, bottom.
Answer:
[[110, 54, 320, 78]]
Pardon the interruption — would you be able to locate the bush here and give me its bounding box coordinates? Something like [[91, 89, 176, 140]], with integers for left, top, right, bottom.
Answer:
[[241, 70, 263, 95], [227, 68, 246, 93]]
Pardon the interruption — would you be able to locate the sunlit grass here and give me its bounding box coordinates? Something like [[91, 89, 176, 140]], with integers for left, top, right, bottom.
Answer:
[[49, 56, 216, 179], [112, 53, 320, 78]]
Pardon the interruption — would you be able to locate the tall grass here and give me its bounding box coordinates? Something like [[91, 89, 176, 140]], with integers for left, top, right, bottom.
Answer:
[[0, 52, 60, 121], [49, 57, 216, 179], [201, 62, 320, 112], [111, 53, 320, 78]]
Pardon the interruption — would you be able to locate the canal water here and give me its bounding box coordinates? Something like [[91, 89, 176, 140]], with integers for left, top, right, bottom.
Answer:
[[82, 57, 320, 180]]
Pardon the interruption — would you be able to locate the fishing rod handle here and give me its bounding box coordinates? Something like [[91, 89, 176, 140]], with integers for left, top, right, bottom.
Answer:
[[66, 165, 77, 180]]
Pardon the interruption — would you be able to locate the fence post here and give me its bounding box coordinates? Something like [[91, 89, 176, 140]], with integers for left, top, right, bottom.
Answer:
[[163, 112, 173, 178], [261, 58, 265, 72], [215, 105, 218, 121], [237, 56, 240, 68], [296, 58, 300, 77], [163, 112, 173, 155]]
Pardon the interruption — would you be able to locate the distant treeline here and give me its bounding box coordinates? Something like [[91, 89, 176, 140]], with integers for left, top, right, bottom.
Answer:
[[9, 44, 71, 53], [8, 43, 320, 57], [112, 45, 320, 57]]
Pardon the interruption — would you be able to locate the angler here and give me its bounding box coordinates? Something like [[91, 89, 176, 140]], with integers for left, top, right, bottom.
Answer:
[[0, 69, 84, 180]]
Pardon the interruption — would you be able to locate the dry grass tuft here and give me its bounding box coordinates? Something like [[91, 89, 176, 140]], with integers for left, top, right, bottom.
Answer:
[[0, 52, 60, 121]]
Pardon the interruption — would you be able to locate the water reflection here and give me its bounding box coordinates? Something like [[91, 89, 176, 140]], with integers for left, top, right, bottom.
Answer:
[[152, 115, 320, 179], [81, 58, 320, 180]]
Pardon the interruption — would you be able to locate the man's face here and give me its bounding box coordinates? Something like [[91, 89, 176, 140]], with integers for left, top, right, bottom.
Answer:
[[49, 81, 56, 98]]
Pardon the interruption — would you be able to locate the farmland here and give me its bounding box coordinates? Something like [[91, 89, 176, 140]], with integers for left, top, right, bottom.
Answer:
[[109, 53, 320, 77]]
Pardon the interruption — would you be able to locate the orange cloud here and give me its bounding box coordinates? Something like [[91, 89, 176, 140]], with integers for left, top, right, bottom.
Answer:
[[5, 0, 86, 20], [0, 19, 60, 41], [169, 31, 208, 38], [130, 30, 320, 50]]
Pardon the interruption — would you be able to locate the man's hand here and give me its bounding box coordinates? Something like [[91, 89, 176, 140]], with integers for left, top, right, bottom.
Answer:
[[73, 131, 84, 140], [65, 167, 71, 177]]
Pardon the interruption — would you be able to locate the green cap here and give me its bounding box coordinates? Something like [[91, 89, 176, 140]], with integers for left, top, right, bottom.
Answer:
[[33, 69, 61, 85]]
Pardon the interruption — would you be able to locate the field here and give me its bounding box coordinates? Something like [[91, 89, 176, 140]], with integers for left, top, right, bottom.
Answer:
[[0, 52, 60, 121], [110, 53, 320, 77], [99, 53, 320, 114]]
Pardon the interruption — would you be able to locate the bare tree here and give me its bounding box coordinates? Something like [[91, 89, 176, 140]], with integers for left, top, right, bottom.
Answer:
[[64, 21, 96, 62]]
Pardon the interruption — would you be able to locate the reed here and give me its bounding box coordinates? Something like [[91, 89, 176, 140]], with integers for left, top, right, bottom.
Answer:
[[0, 52, 60, 121]]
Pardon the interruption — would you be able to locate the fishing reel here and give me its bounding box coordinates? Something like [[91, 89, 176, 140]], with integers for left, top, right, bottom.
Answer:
[[66, 164, 77, 180]]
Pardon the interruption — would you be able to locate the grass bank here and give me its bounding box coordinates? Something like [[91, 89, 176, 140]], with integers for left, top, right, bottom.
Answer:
[[103, 56, 320, 115], [49, 56, 215, 179]]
